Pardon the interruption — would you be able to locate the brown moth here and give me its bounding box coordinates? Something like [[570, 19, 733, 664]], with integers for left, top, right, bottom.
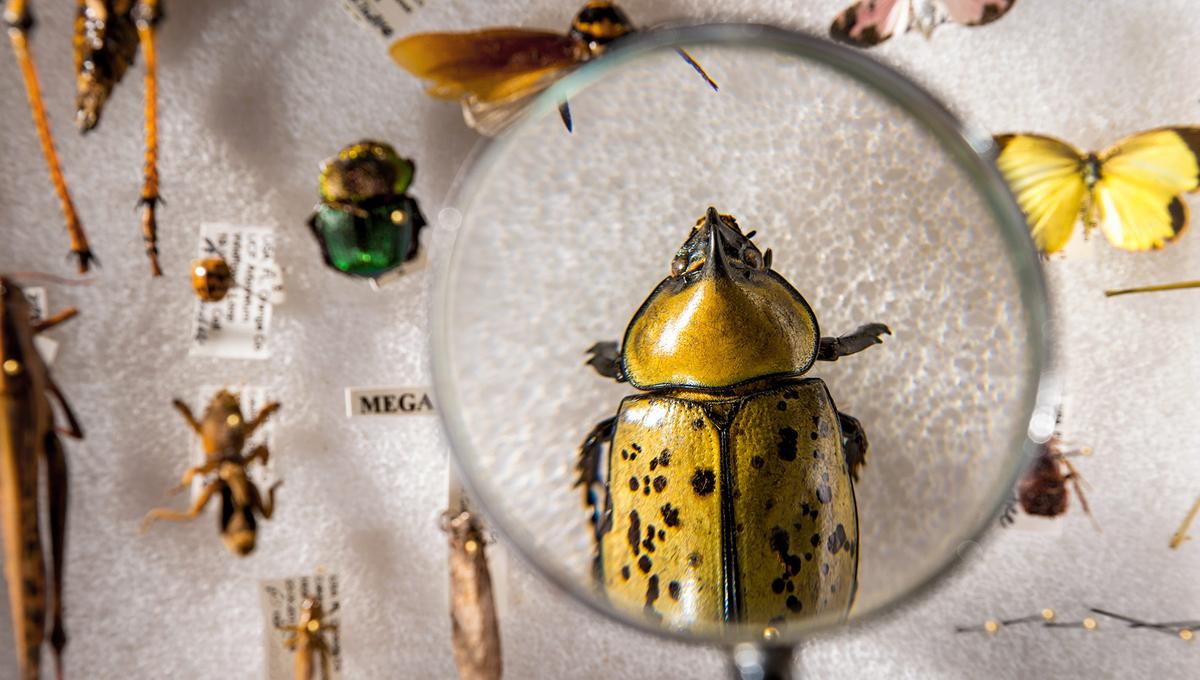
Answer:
[[444, 509, 502, 680]]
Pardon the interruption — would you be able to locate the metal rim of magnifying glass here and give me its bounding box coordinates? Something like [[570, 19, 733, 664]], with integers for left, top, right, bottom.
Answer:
[[431, 22, 1059, 649]]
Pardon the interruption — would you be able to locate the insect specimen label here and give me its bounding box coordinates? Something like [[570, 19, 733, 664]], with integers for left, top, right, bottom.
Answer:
[[344, 387, 436, 417], [189, 224, 285, 360], [260, 573, 343, 680], [340, 0, 427, 41], [21, 286, 59, 364]]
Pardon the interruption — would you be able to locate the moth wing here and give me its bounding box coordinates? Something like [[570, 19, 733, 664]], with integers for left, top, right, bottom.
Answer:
[[830, 0, 911, 47], [1092, 127, 1200, 250], [994, 134, 1088, 254], [389, 29, 579, 103], [938, 0, 1018, 25], [461, 67, 572, 137]]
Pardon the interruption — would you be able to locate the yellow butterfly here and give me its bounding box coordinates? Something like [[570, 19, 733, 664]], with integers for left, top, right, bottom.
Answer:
[[994, 128, 1200, 253]]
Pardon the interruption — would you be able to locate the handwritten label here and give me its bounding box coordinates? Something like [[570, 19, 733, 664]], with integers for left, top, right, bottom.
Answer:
[[189, 224, 284, 360], [21, 286, 60, 364], [260, 573, 343, 680], [190, 385, 278, 501], [345, 387, 436, 417], [340, 0, 427, 42]]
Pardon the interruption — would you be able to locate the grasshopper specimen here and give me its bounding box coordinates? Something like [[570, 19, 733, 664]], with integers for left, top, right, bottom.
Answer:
[[141, 390, 281, 556], [3, 0, 165, 274], [0, 277, 83, 680], [277, 597, 338, 680], [444, 509, 502, 680]]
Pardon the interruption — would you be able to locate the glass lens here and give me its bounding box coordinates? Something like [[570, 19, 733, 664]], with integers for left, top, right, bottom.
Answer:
[[433, 24, 1049, 644]]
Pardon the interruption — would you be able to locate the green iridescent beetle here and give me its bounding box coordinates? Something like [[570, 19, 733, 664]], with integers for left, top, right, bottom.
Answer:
[[576, 207, 890, 629], [307, 141, 427, 280]]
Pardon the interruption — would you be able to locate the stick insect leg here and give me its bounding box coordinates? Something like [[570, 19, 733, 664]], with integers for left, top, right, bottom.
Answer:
[[46, 377, 84, 439], [818, 323, 891, 362], [171, 399, 202, 435], [32, 307, 78, 334], [134, 0, 163, 276], [141, 480, 219, 531], [838, 411, 869, 482], [43, 432, 68, 680]]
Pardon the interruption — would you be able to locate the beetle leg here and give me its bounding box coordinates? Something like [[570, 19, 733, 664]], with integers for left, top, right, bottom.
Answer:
[[254, 480, 282, 520], [574, 415, 616, 531], [245, 401, 281, 437], [585, 341, 626, 382], [171, 399, 202, 435], [838, 411, 869, 482], [818, 323, 891, 361], [243, 443, 269, 468], [141, 480, 219, 532], [43, 432, 68, 680]]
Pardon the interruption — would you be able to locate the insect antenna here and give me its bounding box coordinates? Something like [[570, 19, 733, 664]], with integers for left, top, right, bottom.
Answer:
[[1169, 494, 1200, 549], [1105, 279, 1200, 297], [674, 48, 718, 91]]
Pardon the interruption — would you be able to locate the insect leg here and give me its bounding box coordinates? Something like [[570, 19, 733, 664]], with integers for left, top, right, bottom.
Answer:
[[255, 480, 282, 520], [818, 323, 892, 361], [140, 480, 219, 532], [4, 0, 93, 272], [574, 415, 616, 532], [838, 411, 869, 482], [243, 443, 269, 468], [31, 307, 78, 334], [1058, 457, 1099, 530], [245, 401, 281, 437], [166, 461, 219, 496], [43, 432, 68, 680], [171, 399, 202, 435], [134, 0, 163, 276], [584, 341, 625, 382], [46, 377, 83, 439]]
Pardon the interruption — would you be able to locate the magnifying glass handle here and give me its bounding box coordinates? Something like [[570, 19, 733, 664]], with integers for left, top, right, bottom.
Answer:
[[729, 644, 795, 680]]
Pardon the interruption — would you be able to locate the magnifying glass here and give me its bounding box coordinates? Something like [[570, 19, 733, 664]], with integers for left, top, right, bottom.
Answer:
[[432, 23, 1055, 679]]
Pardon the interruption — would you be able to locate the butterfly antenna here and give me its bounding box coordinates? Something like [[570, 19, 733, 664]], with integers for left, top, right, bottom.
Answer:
[[1105, 279, 1200, 297], [675, 48, 718, 91]]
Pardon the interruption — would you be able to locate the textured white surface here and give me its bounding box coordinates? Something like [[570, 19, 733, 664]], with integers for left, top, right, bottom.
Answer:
[[0, 0, 1196, 678]]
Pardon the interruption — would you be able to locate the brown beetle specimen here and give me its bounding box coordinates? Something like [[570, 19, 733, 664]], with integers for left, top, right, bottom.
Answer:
[[277, 597, 337, 680], [444, 509, 502, 680], [0, 277, 82, 680], [1018, 436, 1094, 524], [141, 390, 281, 556], [190, 257, 233, 302]]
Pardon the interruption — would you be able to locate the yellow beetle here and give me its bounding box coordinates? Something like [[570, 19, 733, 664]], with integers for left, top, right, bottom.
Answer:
[[576, 207, 890, 628]]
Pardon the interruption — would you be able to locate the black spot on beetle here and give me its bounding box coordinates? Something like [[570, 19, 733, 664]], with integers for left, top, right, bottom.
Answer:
[[801, 502, 811, 515], [658, 449, 671, 467], [643, 475, 651, 495], [631, 443, 642, 453], [776, 400, 787, 411], [786, 555, 802, 576], [668, 581, 681, 600], [772, 578, 786, 594], [822, 472, 829, 482], [658, 529, 666, 541], [736, 523, 744, 533], [688, 552, 703, 567], [786, 581, 794, 593], [691, 468, 716, 496], [627, 510, 641, 556], [751, 455, 764, 470], [645, 575, 660, 609], [629, 477, 639, 491], [692, 418, 705, 430], [649, 458, 658, 471], [621, 565, 631, 580], [638, 555, 652, 573], [653, 475, 668, 493], [831, 584, 838, 593], [810, 431, 819, 441], [822, 563, 830, 576], [827, 524, 847, 554], [816, 485, 832, 504], [643, 525, 657, 552], [777, 427, 798, 462], [765, 498, 775, 511], [786, 595, 803, 613], [804, 552, 812, 561], [660, 503, 681, 527], [621, 449, 629, 460], [810, 533, 821, 548], [770, 528, 789, 554]]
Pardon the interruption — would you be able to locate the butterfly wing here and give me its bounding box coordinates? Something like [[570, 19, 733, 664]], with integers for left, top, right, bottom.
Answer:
[[830, 0, 912, 47], [994, 134, 1088, 254], [938, 0, 1018, 26], [389, 29, 579, 103], [1092, 127, 1200, 250]]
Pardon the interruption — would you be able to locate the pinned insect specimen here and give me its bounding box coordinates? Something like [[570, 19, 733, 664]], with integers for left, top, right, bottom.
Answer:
[[390, 1, 718, 136], [443, 507, 502, 680], [830, 0, 1017, 47], [277, 597, 338, 680], [4, 0, 91, 271], [190, 256, 233, 302], [1017, 435, 1096, 529], [994, 128, 1200, 254], [576, 207, 889, 626], [307, 141, 427, 281], [141, 390, 281, 556], [1, 276, 82, 680]]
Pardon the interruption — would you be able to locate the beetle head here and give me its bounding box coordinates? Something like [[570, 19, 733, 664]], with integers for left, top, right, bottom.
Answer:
[[570, 2, 635, 51]]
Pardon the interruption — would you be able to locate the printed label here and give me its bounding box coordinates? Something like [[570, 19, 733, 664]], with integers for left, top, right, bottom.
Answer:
[[190, 385, 278, 501], [22, 287, 59, 364], [260, 573, 343, 680], [339, 0, 427, 42], [189, 224, 284, 360], [345, 387, 436, 417]]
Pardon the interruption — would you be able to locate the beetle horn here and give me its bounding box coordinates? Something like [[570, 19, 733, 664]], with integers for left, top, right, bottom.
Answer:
[[703, 207, 728, 276]]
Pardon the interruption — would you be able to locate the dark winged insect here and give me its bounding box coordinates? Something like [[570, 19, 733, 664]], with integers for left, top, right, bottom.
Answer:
[[1017, 435, 1095, 528], [141, 390, 281, 556], [575, 207, 890, 626], [389, 1, 718, 136], [277, 597, 338, 680], [443, 508, 502, 680], [0, 276, 82, 680]]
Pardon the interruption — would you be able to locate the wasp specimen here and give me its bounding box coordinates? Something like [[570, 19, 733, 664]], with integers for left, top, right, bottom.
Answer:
[[3, 0, 165, 274], [390, 1, 718, 136], [277, 597, 338, 680], [1, 276, 82, 680], [1017, 436, 1095, 527], [141, 390, 281, 556], [443, 508, 502, 680]]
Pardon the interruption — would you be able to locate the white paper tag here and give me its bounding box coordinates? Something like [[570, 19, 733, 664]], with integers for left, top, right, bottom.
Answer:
[[190, 385, 278, 502], [339, 0, 427, 43], [260, 573, 343, 680], [344, 387, 436, 417], [21, 286, 59, 365], [189, 224, 284, 360]]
